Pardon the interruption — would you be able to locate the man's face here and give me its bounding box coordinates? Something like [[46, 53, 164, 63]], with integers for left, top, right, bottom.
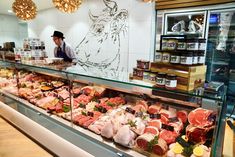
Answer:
[[53, 37, 62, 46]]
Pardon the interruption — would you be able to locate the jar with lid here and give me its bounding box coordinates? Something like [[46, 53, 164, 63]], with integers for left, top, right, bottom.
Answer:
[[143, 72, 150, 82], [177, 39, 186, 50], [165, 74, 177, 90], [162, 52, 170, 63], [155, 51, 162, 62], [170, 51, 181, 64], [167, 38, 178, 50], [192, 51, 198, 65], [136, 69, 144, 78], [180, 52, 193, 65], [161, 39, 168, 50], [187, 39, 199, 50], [137, 60, 150, 70], [198, 39, 206, 51], [156, 72, 166, 88], [149, 73, 157, 82], [133, 68, 138, 77], [198, 51, 205, 65]]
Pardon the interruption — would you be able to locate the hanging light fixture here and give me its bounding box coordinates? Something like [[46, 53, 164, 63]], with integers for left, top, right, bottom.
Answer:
[[52, 0, 83, 13], [12, 0, 37, 21]]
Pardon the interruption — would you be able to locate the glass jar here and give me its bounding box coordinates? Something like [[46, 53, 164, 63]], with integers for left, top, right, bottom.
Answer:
[[177, 39, 186, 50], [170, 51, 181, 64], [156, 72, 166, 88], [198, 39, 206, 51], [167, 38, 178, 50], [133, 68, 138, 76], [143, 72, 150, 81], [136, 69, 144, 78], [149, 73, 157, 82], [137, 60, 150, 70], [187, 39, 199, 50], [165, 74, 177, 90], [162, 52, 170, 63], [198, 51, 205, 65], [162, 39, 168, 50], [180, 52, 193, 65], [192, 51, 198, 65], [155, 51, 162, 62]]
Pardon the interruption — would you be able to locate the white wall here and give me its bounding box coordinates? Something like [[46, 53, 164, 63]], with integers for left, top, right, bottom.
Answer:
[[0, 14, 28, 48], [28, 0, 155, 74]]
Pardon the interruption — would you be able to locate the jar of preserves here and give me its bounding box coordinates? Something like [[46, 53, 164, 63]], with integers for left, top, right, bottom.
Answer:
[[165, 74, 177, 90], [155, 51, 162, 62], [149, 73, 157, 82], [162, 52, 170, 63], [198, 51, 205, 65], [156, 72, 166, 88], [133, 68, 138, 76], [198, 39, 206, 51], [137, 60, 150, 70], [177, 39, 186, 50], [187, 39, 199, 50], [170, 51, 181, 64], [161, 39, 168, 50], [167, 38, 178, 50], [192, 51, 198, 65], [180, 52, 193, 65], [143, 72, 150, 82], [136, 69, 144, 78]]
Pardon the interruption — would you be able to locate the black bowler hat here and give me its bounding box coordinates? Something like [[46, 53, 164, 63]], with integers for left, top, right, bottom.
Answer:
[[51, 31, 65, 39]]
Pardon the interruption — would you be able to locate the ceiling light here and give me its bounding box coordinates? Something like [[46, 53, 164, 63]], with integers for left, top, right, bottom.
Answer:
[[8, 10, 13, 13], [12, 0, 37, 21], [52, 0, 83, 13]]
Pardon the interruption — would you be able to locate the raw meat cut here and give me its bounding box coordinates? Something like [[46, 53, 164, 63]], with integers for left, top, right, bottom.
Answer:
[[159, 130, 178, 144], [148, 105, 161, 114], [147, 119, 162, 130], [188, 108, 214, 128], [152, 138, 168, 156], [144, 126, 159, 135], [113, 125, 136, 148], [177, 110, 188, 123], [186, 124, 214, 144], [136, 133, 155, 150]]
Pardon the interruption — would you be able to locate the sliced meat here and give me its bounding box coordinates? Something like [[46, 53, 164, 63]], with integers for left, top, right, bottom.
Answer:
[[160, 109, 170, 119], [79, 116, 91, 126], [152, 138, 168, 156], [83, 118, 95, 128], [177, 110, 188, 123]]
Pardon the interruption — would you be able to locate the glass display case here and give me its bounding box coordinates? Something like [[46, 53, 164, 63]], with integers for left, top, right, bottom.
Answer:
[[0, 59, 226, 157], [206, 8, 235, 118]]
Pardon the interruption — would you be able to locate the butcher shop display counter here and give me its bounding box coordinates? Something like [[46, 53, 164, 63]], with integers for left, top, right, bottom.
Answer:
[[0, 59, 226, 157]]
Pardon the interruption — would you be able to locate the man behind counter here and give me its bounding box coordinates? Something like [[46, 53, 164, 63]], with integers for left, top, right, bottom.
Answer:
[[51, 30, 77, 62]]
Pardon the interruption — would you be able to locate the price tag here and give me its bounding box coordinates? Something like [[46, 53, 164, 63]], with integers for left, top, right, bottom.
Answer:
[[161, 124, 174, 131]]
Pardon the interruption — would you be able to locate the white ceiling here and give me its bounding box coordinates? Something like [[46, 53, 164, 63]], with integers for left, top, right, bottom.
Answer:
[[0, 0, 53, 15]]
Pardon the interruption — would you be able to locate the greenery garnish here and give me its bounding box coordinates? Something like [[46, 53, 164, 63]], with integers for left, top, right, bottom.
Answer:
[[147, 136, 158, 151], [182, 145, 194, 157], [127, 119, 137, 128]]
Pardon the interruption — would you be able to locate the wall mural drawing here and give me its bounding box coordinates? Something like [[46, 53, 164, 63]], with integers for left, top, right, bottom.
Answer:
[[74, 0, 129, 79]]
